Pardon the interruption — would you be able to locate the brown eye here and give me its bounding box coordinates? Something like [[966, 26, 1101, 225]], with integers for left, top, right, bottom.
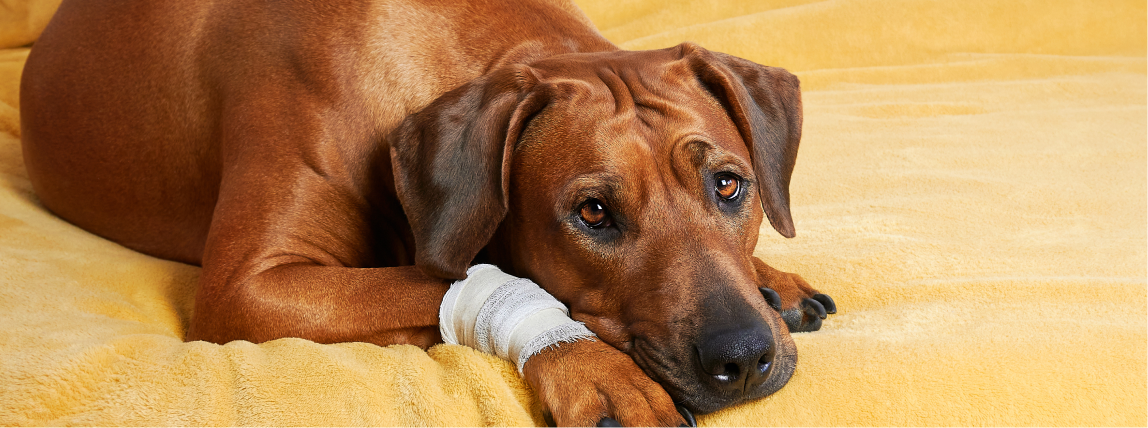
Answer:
[[579, 199, 611, 228], [715, 173, 740, 200]]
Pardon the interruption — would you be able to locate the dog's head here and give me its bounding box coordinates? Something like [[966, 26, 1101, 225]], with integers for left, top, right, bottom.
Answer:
[[390, 42, 802, 413]]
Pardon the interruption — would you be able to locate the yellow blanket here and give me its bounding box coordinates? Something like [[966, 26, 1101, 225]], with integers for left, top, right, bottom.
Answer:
[[1, 0, 1144, 425]]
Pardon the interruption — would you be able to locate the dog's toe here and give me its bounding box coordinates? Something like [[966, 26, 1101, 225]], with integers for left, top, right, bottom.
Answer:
[[759, 287, 782, 312], [802, 297, 827, 320], [812, 293, 837, 314]]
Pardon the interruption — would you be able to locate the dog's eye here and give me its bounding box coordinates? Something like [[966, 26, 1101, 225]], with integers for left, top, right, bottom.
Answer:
[[579, 199, 612, 229], [715, 173, 741, 200]]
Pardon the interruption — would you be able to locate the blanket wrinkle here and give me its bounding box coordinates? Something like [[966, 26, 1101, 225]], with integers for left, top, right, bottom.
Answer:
[[0, 0, 1144, 425]]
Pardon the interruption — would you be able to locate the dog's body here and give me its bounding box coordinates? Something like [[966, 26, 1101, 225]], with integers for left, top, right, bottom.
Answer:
[[21, 0, 834, 424]]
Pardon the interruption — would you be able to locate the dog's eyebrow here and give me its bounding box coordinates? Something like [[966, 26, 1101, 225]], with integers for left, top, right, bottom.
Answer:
[[675, 138, 715, 168], [667, 137, 714, 189], [684, 137, 754, 172], [559, 173, 625, 209], [669, 137, 755, 191]]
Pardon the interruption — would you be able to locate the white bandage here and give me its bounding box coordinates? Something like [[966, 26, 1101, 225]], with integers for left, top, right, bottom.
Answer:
[[439, 264, 596, 373]]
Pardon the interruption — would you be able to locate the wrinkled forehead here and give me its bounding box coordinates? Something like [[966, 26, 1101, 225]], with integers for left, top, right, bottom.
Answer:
[[524, 49, 751, 162]]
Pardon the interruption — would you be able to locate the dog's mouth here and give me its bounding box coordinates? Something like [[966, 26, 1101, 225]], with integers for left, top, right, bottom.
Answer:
[[626, 313, 798, 414]]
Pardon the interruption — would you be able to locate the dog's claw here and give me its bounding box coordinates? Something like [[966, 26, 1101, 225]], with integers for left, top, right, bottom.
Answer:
[[758, 287, 782, 312], [676, 404, 697, 427], [812, 293, 836, 314], [802, 297, 827, 320], [597, 417, 622, 427]]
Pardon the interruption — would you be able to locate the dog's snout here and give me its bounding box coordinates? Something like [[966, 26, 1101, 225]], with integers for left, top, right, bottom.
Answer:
[[697, 326, 775, 392]]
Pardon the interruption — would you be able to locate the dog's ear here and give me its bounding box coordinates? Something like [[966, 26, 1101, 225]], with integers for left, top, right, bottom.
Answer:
[[389, 65, 547, 279], [680, 43, 803, 238]]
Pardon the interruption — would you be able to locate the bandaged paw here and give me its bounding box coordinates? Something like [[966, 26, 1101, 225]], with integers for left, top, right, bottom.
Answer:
[[439, 264, 596, 373]]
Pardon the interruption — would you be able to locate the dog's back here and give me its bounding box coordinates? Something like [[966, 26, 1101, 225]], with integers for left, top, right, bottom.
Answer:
[[20, 0, 613, 265]]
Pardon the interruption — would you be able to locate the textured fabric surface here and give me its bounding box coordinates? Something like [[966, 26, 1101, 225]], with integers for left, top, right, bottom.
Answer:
[[1, 0, 1144, 425], [0, 0, 62, 49]]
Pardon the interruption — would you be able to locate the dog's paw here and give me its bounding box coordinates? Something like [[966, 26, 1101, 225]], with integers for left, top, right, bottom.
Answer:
[[766, 288, 835, 332], [754, 258, 836, 333], [524, 338, 689, 427]]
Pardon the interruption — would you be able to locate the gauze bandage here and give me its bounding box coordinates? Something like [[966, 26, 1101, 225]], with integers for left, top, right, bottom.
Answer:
[[439, 264, 595, 373]]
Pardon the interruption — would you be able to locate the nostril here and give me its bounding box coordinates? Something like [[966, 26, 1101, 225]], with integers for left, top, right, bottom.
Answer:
[[713, 363, 741, 383], [757, 355, 772, 377], [757, 342, 776, 377]]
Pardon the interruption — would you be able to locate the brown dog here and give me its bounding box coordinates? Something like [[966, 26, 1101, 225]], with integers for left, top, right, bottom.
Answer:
[[20, 0, 835, 425]]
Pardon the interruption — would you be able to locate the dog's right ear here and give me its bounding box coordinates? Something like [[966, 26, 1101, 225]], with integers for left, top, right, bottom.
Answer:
[[389, 65, 547, 280]]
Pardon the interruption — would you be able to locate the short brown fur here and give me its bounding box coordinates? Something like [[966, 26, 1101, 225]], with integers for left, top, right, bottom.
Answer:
[[21, 0, 833, 425]]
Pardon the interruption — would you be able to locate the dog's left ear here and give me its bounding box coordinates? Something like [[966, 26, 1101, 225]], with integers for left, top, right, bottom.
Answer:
[[680, 43, 803, 238], [389, 65, 548, 279]]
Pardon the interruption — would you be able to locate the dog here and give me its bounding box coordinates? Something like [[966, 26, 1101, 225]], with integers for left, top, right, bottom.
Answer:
[[20, 0, 835, 425]]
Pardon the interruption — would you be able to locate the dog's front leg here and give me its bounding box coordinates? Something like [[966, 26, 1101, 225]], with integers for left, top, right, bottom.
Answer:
[[185, 96, 455, 347], [188, 196, 452, 347], [189, 262, 451, 348]]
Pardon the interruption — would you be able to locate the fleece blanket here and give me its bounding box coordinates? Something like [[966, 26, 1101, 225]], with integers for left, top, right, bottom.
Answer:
[[1, 0, 1144, 425]]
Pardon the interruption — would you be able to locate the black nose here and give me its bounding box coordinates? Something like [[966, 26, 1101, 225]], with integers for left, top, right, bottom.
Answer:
[[697, 327, 775, 392]]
